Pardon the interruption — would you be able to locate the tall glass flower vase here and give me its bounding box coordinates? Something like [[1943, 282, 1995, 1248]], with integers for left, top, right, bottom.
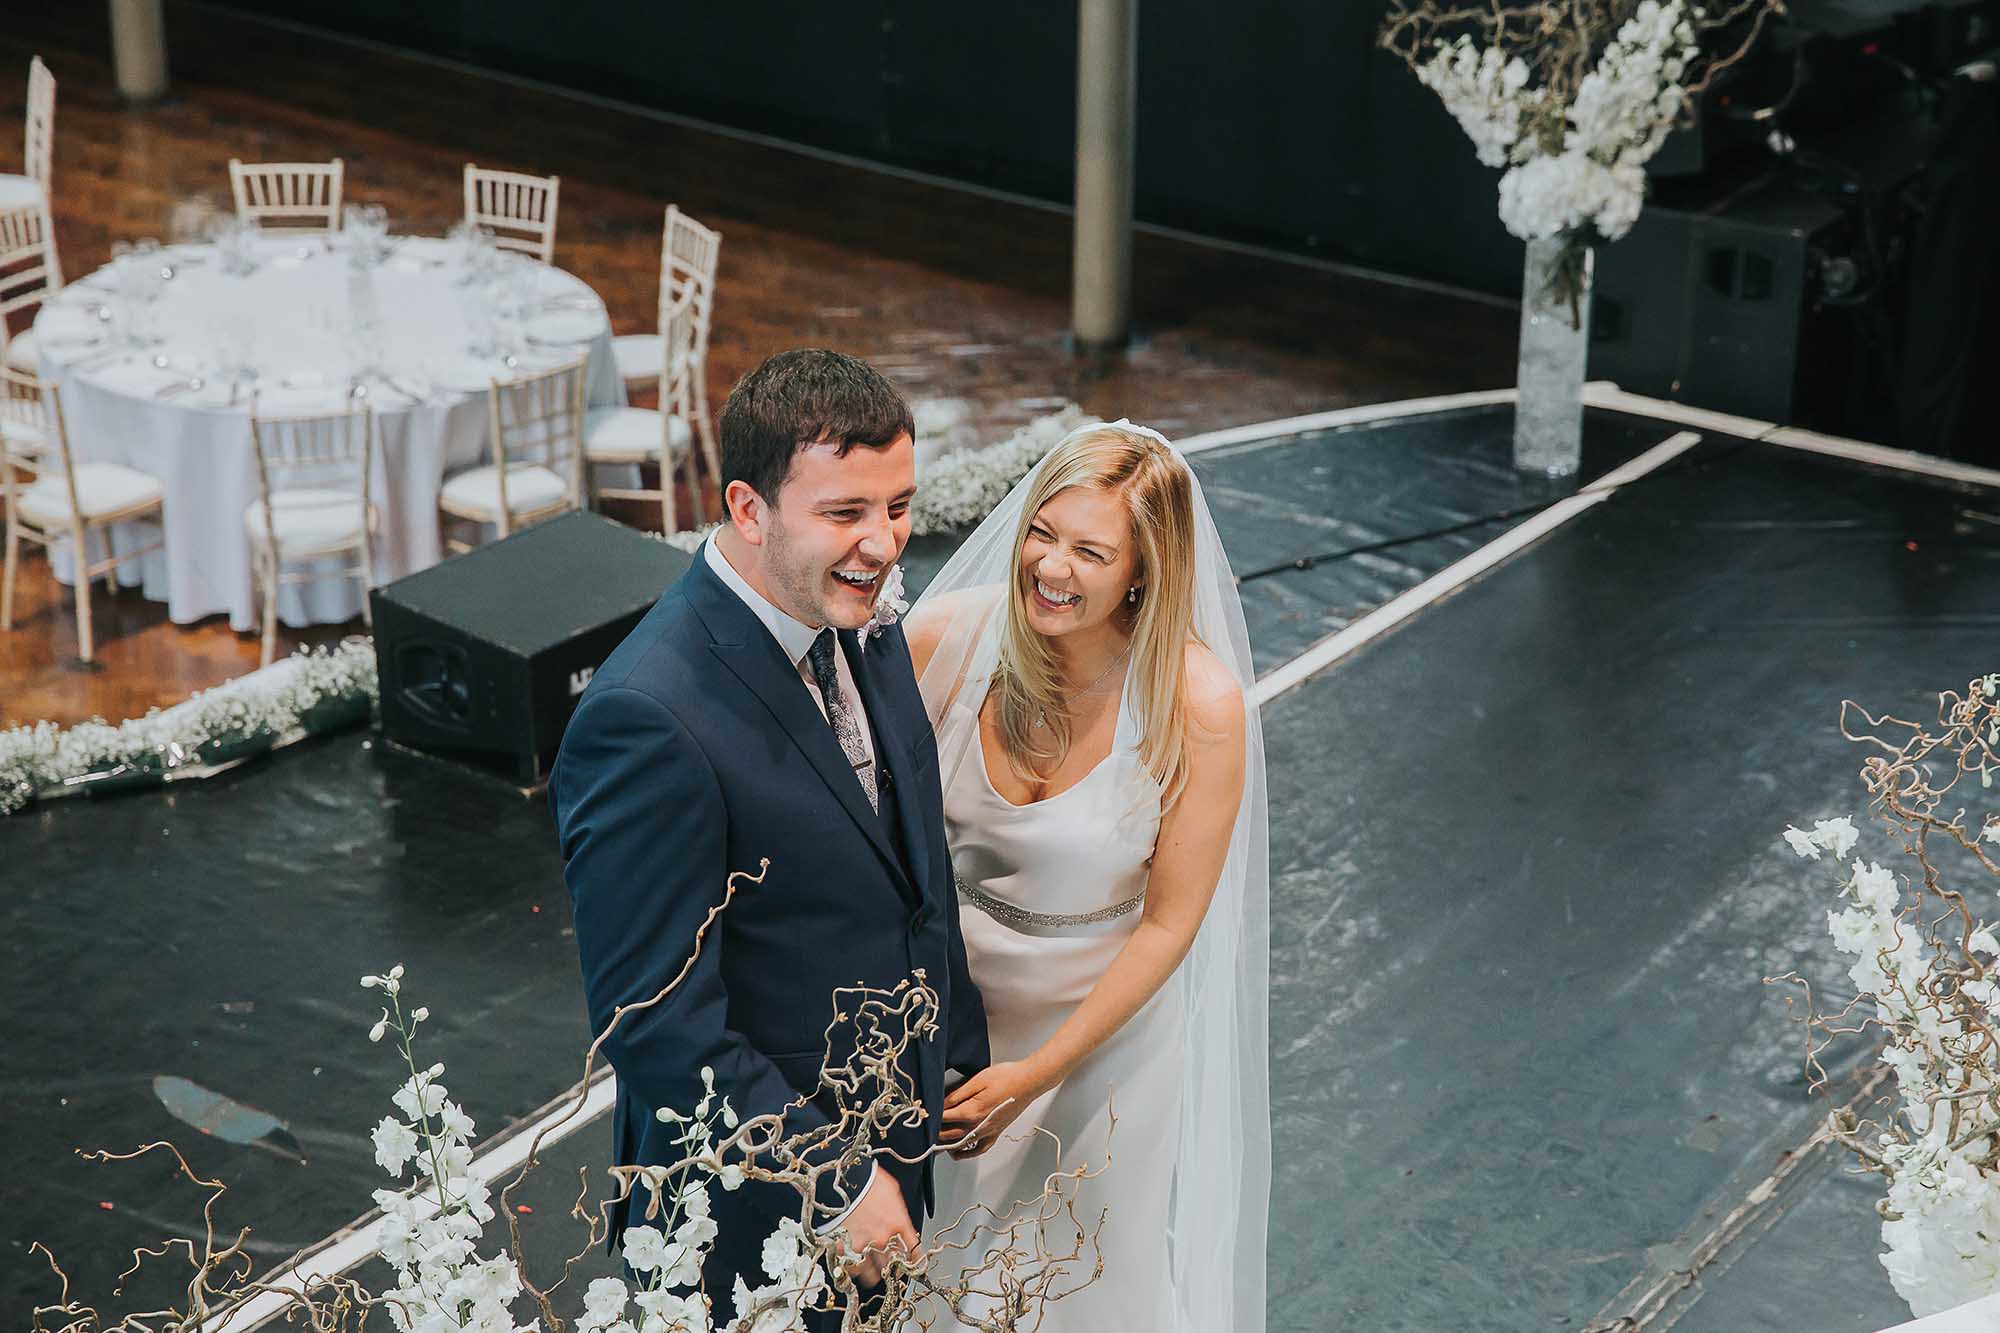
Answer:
[[1513, 235, 1594, 478]]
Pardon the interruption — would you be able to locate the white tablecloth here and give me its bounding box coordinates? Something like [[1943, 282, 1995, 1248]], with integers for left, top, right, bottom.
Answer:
[[35, 236, 624, 631]]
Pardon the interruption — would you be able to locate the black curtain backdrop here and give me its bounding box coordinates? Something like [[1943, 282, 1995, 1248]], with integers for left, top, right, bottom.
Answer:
[[216, 0, 1526, 297]]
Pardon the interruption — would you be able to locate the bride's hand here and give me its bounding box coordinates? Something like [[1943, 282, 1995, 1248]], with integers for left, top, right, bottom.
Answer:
[[938, 1061, 1044, 1158]]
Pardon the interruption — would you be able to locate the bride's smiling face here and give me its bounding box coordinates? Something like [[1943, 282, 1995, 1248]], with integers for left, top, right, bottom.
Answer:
[[1017, 485, 1141, 639]]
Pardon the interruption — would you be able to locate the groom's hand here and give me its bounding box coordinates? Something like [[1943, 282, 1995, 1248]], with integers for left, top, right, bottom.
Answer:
[[838, 1169, 918, 1288]]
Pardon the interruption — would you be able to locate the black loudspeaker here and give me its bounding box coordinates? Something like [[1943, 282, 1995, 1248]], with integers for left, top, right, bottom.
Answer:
[[1589, 173, 1851, 423], [369, 512, 691, 786]]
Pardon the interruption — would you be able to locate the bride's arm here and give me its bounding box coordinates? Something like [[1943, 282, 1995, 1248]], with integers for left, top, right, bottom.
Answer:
[[939, 645, 1249, 1152]]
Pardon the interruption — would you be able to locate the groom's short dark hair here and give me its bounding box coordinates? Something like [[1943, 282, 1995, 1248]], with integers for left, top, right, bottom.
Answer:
[[719, 349, 916, 504]]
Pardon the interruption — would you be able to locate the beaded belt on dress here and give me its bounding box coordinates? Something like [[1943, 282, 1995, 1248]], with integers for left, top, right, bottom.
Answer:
[[955, 872, 1145, 928]]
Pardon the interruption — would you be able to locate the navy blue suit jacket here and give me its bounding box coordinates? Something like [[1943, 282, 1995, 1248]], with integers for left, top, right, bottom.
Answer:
[[550, 552, 989, 1276]]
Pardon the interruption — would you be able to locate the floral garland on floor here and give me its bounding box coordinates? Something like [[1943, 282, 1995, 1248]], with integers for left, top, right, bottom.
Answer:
[[904, 404, 1094, 535], [656, 404, 1098, 554], [0, 638, 379, 816]]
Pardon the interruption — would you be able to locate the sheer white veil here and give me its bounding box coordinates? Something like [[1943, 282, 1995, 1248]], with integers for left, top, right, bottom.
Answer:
[[911, 421, 1270, 1333]]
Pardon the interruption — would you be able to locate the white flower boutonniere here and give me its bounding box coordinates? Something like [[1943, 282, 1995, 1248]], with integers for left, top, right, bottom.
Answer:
[[862, 564, 908, 643]]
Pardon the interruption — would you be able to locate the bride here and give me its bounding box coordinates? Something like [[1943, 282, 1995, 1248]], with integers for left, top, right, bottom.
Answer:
[[907, 421, 1270, 1332]]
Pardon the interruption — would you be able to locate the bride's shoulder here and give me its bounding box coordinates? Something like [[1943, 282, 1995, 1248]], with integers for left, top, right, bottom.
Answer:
[[907, 585, 1006, 678], [1180, 641, 1245, 743]]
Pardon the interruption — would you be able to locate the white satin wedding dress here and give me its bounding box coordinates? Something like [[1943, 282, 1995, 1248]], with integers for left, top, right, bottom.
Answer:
[[913, 421, 1268, 1333], [928, 670, 1185, 1332]]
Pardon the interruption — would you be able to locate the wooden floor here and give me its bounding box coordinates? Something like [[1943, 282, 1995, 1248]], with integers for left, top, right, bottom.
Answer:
[[0, 3, 1517, 728]]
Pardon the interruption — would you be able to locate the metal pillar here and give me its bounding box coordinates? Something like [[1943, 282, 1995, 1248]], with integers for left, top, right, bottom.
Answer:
[[1071, 0, 1136, 351], [109, 0, 170, 103]]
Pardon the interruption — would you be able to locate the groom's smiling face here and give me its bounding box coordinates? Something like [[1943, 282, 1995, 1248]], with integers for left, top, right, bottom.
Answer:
[[754, 432, 916, 631]]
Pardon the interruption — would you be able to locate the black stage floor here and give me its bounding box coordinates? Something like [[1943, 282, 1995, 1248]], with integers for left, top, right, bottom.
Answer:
[[8, 405, 1997, 1330]]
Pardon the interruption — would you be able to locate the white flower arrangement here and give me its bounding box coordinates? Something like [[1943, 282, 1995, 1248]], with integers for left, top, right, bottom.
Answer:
[[1388, 0, 1743, 246], [33, 875, 1102, 1331], [358, 966, 810, 1333], [1777, 673, 2000, 1319], [1383, 0, 1780, 318], [0, 638, 378, 816]]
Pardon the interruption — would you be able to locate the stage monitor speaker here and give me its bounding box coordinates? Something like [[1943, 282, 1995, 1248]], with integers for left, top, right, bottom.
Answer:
[[369, 512, 691, 786], [1589, 173, 1850, 424]]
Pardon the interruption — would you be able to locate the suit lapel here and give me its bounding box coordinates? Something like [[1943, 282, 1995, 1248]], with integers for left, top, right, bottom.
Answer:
[[844, 628, 932, 908], [685, 558, 914, 899]]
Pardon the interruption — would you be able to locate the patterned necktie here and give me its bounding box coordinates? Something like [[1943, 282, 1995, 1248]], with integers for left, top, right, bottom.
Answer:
[[806, 628, 878, 812]]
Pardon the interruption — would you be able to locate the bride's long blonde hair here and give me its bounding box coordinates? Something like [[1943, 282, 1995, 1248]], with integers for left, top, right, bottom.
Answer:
[[992, 424, 1200, 809]]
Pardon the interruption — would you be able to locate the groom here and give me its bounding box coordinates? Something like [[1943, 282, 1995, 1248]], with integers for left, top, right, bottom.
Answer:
[[551, 349, 989, 1311]]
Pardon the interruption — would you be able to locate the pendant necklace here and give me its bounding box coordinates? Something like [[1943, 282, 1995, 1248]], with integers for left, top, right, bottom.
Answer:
[[1033, 643, 1132, 730]]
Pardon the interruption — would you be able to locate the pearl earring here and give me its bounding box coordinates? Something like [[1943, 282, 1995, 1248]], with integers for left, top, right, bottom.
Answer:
[[1126, 586, 1139, 605]]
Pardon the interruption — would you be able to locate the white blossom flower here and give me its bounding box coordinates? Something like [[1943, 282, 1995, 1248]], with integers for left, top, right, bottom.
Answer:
[[760, 1217, 806, 1281], [393, 1065, 449, 1121], [717, 1164, 746, 1191], [1827, 906, 1885, 957], [634, 1288, 710, 1333], [622, 1225, 671, 1274], [675, 1211, 719, 1249], [1497, 149, 1646, 241], [1811, 816, 1860, 858], [1851, 860, 1900, 914], [675, 1179, 712, 1220], [414, 1141, 474, 1182], [657, 1238, 704, 1290], [577, 1277, 631, 1333], [373, 1116, 421, 1175], [437, 1100, 476, 1144], [376, 1212, 422, 1268], [1783, 825, 1821, 859]]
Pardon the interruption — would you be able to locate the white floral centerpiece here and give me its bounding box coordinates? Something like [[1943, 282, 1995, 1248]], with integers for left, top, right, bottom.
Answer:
[[1380, 0, 1780, 474], [1775, 673, 2000, 1318]]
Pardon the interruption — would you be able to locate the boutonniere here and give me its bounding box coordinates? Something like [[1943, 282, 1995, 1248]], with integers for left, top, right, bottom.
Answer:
[[862, 564, 908, 643]]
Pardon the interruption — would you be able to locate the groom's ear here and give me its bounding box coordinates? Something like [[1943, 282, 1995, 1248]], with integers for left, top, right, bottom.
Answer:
[[724, 480, 768, 547]]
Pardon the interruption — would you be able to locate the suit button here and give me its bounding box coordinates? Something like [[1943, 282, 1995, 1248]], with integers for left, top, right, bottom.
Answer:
[[909, 908, 930, 937]]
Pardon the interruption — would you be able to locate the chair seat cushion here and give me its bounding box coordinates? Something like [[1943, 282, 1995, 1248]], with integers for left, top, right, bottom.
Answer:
[[439, 463, 569, 519], [16, 461, 164, 525], [0, 174, 45, 210], [3, 326, 37, 373], [1, 415, 46, 457], [611, 334, 663, 383], [244, 489, 375, 555], [584, 406, 690, 463]]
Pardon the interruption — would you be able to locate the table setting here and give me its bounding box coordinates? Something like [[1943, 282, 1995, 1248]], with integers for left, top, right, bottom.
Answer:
[[33, 208, 625, 632]]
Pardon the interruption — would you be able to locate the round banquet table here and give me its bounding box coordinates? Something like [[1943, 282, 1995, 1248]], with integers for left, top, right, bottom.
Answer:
[[33, 235, 625, 632]]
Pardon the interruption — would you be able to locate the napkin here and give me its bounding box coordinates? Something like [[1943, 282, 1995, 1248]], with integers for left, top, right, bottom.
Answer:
[[90, 359, 188, 398]]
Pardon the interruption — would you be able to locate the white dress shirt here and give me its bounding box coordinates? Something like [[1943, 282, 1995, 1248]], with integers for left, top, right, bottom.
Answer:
[[703, 536, 875, 769], [702, 534, 884, 1230]]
